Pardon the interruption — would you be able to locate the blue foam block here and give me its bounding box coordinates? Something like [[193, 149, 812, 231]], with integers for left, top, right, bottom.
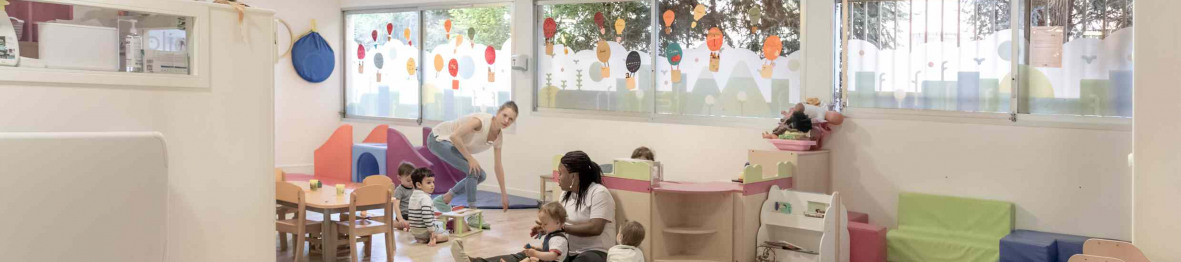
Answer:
[[1001, 230, 1098, 262], [1001, 230, 1057, 262], [352, 143, 388, 182]]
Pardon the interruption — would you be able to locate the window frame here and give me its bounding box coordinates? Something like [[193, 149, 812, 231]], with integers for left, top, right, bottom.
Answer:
[[341, 2, 516, 126], [833, 0, 1134, 130], [531, 0, 813, 123]]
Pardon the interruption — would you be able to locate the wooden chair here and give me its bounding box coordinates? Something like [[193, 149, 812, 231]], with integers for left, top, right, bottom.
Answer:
[[335, 184, 395, 262], [1083, 239, 1150, 262], [1069, 254, 1127, 262], [275, 168, 293, 249], [362, 175, 393, 186], [275, 181, 322, 261]]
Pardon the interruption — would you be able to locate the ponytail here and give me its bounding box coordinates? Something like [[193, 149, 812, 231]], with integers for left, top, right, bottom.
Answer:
[[560, 151, 603, 211]]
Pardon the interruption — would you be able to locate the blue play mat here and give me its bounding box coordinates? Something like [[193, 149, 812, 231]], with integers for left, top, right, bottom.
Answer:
[[434, 191, 540, 209]]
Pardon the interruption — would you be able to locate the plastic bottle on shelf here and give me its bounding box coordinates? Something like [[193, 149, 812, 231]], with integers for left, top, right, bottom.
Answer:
[[123, 20, 143, 72]]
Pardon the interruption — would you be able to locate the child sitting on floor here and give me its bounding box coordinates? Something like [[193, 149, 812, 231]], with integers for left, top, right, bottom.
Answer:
[[606, 221, 646, 262], [394, 163, 417, 231], [452, 201, 569, 262], [409, 168, 450, 246], [631, 146, 655, 161]]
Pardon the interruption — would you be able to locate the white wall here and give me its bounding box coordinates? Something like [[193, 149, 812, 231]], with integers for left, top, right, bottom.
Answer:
[[1132, 1, 1181, 260], [0, 4, 275, 261], [260, 0, 345, 173], [297, 0, 1135, 240]]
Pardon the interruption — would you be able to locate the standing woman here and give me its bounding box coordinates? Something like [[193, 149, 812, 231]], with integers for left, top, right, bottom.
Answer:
[[428, 101, 518, 212]]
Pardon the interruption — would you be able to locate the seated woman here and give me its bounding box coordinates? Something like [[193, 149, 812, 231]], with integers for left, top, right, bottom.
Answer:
[[456, 151, 615, 262]]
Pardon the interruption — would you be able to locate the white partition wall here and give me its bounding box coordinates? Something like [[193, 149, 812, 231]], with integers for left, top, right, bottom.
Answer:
[[0, 132, 168, 262]]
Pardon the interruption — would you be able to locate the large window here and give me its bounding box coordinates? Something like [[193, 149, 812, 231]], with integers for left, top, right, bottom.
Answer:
[[839, 0, 1133, 118], [535, 0, 803, 118], [345, 6, 512, 121], [536, 1, 654, 113]]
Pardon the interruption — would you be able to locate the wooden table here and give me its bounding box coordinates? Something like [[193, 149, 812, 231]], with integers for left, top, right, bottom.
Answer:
[[277, 181, 391, 262]]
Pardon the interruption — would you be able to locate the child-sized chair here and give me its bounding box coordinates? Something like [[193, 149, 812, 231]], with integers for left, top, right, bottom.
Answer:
[[1082, 239, 1148, 262], [357, 175, 398, 224], [335, 184, 396, 262], [275, 182, 322, 261]]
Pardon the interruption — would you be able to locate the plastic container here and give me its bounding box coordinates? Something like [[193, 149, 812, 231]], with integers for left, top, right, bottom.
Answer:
[[38, 22, 119, 71], [768, 139, 818, 151]]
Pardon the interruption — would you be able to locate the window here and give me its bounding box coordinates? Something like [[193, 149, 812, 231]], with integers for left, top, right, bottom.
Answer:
[[535, 0, 804, 118], [839, 0, 1133, 119], [842, 0, 1013, 112], [657, 0, 803, 117], [345, 11, 420, 119], [1023, 0, 1133, 117], [535, 1, 654, 113], [344, 6, 512, 121], [422, 6, 513, 121]]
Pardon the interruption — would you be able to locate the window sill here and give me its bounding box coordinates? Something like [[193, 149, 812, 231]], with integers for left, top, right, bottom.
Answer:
[[531, 107, 775, 130], [843, 108, 1132, 131]]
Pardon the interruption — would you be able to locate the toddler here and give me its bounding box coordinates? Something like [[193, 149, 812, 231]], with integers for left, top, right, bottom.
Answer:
[[606, 221, 646, 262], [409, 168, 449, 246], [452, 201, 569, 262]]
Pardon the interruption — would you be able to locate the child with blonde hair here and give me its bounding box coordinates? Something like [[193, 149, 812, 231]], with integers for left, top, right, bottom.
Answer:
[[452, 201, 569, 262]]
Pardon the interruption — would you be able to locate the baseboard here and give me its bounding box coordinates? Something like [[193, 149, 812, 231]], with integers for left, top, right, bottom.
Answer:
[[276, 164, 313, 174]]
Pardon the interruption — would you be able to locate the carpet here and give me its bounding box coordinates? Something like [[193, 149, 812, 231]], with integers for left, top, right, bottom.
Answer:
[[434, 190, 540, 209]]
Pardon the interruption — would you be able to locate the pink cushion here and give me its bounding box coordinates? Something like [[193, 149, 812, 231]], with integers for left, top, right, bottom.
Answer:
[[848, 211, 869, 224], [849, 221, 887, 262]]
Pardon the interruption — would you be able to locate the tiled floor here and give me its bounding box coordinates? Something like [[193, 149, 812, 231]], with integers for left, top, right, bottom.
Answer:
[[277, 208, 540, 261]]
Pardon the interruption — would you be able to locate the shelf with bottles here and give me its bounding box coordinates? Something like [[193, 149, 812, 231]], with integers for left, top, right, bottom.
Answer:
[[0, 0, 215, 89]]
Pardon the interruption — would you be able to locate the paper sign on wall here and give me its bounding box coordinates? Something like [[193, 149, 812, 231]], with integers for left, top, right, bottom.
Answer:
[[1031, 26, 1063, 68]]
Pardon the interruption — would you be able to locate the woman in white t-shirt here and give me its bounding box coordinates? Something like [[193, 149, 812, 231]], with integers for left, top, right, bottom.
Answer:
[[545, 151, 616, 261], [428, 101, 518, 211]]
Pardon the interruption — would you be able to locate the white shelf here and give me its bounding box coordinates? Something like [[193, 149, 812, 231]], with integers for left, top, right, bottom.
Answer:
[[0, 0, 216, 89], [662, 227, 718, 235]]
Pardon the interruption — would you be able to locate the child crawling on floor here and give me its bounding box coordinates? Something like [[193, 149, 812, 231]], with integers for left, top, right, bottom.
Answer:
[[451, 201, 569, 262]]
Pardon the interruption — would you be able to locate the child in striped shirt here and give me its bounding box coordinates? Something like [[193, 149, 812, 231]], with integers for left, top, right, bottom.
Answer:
[[408, 168, 450, 246]]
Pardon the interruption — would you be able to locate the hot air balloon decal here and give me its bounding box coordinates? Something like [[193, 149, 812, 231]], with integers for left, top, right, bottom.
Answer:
[[625, 51, 641, 90], [386, 23, 394, 42], [448, 58, 460, 90], [404, 28, 412, 46], [747, 7, 762, 33], [594, 12, 606, 35], [614, 18, 625, 42], [662, 10, 675, 34], [406, 57, 417, 79], [707, 27, 723, 72], [666, 43, 683, 83], [543, 17, 557, 56], [444, 19, 452, 39], [761, 35, 782, 78], [467, 27, 476, 47], [596, 40, 611, 78], [485, 46, 496, 82], [454, 34, 464, 53], [433, 54, 444, 78], [371, 30, 379, 49], [374, 53, 385, 82], [691, 4, 706, 28], [357, 43, 366, 73]]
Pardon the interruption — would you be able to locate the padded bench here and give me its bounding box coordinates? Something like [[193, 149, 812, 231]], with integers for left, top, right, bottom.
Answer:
[[887, 192, 1014, 262], [1000, 230, 1093, 262]]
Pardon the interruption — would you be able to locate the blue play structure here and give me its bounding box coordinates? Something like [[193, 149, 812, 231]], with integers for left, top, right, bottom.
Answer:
[[351, 143, 387, 182]]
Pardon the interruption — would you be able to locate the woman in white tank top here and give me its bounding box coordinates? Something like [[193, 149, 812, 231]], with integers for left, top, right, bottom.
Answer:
[[427, 101, 519, 211]]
